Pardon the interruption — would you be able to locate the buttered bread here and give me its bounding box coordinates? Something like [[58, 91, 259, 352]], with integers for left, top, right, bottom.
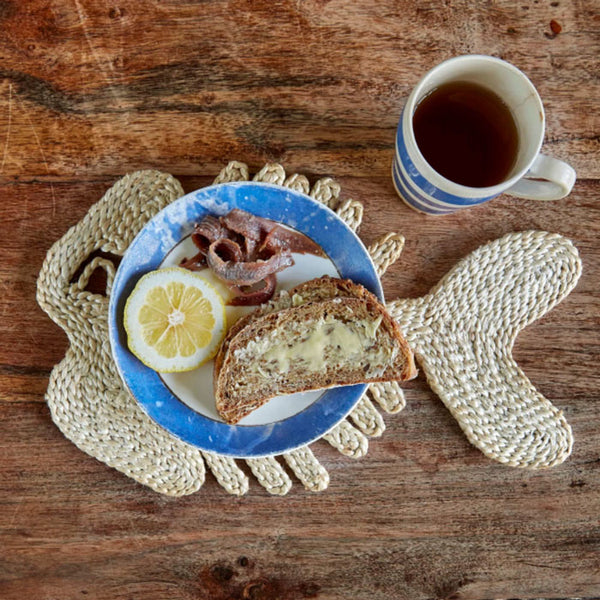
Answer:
[[214, 276, 416, 424]]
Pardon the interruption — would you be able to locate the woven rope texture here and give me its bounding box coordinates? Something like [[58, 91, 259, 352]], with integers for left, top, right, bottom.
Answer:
[[36, 162, 581, 496]]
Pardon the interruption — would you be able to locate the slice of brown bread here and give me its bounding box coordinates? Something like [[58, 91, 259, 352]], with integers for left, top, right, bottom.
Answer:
[[215, 283, 416, 424], [213, 275, 382, 380]]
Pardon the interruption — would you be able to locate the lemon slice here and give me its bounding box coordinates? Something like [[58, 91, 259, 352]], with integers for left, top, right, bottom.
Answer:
[[124, 267, 226, 373]]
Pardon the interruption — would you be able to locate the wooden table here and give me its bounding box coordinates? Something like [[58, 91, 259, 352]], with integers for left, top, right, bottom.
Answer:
[[1, 1, 598, 598]]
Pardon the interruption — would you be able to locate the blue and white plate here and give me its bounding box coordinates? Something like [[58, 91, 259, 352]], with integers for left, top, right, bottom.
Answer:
[[109, 181, 383, 458]]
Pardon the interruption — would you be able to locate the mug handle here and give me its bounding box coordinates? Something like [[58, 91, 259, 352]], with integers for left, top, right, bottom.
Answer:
[[505, 154, 576, 201]]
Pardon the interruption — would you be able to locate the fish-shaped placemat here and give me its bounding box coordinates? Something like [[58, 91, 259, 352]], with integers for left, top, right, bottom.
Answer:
[[36, 162, 582, 496]]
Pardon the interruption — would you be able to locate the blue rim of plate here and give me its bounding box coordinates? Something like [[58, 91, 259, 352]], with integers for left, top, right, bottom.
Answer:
[[108, 181, 383, 458]]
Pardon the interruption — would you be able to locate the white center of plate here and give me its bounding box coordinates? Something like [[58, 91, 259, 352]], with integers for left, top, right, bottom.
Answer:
[[159, 233, 340, 426]]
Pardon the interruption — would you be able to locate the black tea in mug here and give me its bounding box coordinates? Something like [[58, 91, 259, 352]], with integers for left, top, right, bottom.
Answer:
[[413, 81, 519, 188]]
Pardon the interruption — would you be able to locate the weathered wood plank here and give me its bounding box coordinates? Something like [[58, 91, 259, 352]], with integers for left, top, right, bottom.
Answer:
[[0, 0, 596, 180], [0, 399, 599, 600]]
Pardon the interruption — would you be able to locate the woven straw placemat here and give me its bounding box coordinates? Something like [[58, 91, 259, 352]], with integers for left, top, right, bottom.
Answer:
[[36, 162, 582, 496]]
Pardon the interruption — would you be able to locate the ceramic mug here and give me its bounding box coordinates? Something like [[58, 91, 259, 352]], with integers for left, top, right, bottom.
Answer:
[[392, 55, 576, 215]]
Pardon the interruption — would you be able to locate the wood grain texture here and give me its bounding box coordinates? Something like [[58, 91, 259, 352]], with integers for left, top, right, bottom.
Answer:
[[0, 0, 597, 180], [0, 0, 599, 599]]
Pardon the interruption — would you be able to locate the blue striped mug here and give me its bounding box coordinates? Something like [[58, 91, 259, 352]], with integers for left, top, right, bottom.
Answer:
[[392, 55, 576, 215]]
